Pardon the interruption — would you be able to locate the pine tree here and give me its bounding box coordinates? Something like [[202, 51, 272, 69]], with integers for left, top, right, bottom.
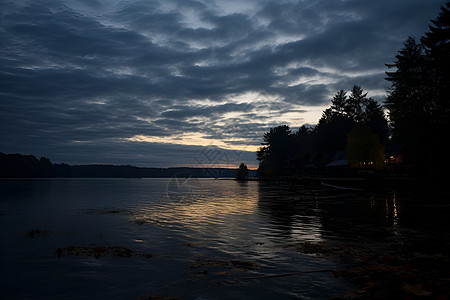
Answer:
[[385, 3, 450, 180], [421, 2, 450, 127], [236, 163, 248, 180], [256, 125, 292, 176], [346, 86, 368, 122], [363, 99, 389, 144], [330, 89, 347, 116], [385, 37, 427, 142], [420, 2, 450, 181]]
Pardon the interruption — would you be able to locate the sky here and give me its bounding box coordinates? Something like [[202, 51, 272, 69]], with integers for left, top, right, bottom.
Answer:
[[0, 0, 444, 169]]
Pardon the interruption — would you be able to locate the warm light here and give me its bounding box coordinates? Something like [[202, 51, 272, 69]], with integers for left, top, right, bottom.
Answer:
[[123, 134, 259, 153], [132, 188, 259, 232]]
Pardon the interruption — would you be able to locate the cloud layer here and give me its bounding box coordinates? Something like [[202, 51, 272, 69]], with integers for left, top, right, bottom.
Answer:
[[0, 0, 443, 167]]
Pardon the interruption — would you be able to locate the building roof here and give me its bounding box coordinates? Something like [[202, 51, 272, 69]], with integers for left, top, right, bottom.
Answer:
[[326, 159, 348, 167]]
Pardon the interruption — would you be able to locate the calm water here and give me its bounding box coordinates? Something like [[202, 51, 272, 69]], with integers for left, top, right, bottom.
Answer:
[[0, 178, 448, 299]]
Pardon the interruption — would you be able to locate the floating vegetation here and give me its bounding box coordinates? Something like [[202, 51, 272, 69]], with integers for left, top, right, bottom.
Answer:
[[293, 240, 450, 299], [134, 218, 150, 225], [81, 207, 133, 215], [26, 229, 51, 238], [136, 295, 178, 300], [184, 242, 203, 247], [57, 246, 133, 259], [132, 217, 161, 226], [230, 260, 255, 267], [98, 233, 109, 239], [190, 257, 256, 270], [188, 255, 258, 286], [56, 245, 152, 259]]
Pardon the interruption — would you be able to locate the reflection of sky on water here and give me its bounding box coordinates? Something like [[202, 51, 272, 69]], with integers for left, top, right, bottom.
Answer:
[[132, 180, 414, 251], [134, 179, 258, 229], [132, 180, 266, 259], [133, 180, 325, 251], [257, 183, 324, 243], [1, 179, 448, 299]]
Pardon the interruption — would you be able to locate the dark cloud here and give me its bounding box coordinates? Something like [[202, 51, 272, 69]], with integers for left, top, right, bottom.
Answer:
[[160, 102, 252, 119], [0, 0, 444, 167]]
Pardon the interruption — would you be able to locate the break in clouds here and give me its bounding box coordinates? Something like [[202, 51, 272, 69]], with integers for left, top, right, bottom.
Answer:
[[0, 0, 443, 167]]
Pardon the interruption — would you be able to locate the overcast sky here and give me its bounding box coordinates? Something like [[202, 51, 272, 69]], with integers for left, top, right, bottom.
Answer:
[[0, 0, 444, 168]]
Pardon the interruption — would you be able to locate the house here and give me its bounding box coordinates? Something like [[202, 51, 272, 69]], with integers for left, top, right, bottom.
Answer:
[[325, 146, 408, 176], [326, 150, 349, 176], [384, 145, 406, 174]]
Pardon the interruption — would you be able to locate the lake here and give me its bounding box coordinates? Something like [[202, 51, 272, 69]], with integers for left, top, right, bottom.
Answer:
[[0, 178, 449, 299]]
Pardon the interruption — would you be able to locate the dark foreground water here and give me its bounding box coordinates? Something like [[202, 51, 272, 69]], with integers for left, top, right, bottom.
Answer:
[[0, 179, 449, 299]]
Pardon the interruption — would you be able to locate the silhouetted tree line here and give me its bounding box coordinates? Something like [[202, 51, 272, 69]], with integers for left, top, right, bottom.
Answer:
[[385, 2, 450, 179], [0, 152, 54, 178], [257, 86, 388, 176], [0, 152, 246, 178], [257, 2, 450, 180]]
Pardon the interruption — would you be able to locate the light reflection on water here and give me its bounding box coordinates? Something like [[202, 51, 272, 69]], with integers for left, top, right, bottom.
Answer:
[[0, 178, 447, 299]]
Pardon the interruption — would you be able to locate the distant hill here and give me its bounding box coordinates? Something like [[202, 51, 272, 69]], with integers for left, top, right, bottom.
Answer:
[[0, 152, 255, 178]]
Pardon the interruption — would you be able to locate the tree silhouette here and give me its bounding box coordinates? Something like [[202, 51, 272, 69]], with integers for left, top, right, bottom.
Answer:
[[363, 98, 389, 144], [257, 125, 293, 176], [0, 153, 55, 178], [315, 86, 387, 152], [235, 163, 249, 180], [346, 85, 368, 122], [421, 1, 450, 126], [384, 2, 450, 181], [255, 2, 449, 181], [385, 37, 428, 145], [330, 89, 348, 116]]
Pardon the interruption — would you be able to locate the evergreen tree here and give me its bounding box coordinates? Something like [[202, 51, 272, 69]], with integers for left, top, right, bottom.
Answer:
[[385, 3, 450, 180], [316, 108, 355, 152], [385, 37, 427, 144], [363, 98, 389, 144], [421, 2, 450, 128], [330, 89, 348, 116], [346, 85, 368, 122], [316, 86, 387, 152], [291, 125, 316, 160], [420, 2, 450, 180], [316, 108, 334, 128], [256, 125, 292, 176], [235, 163, 249, 180]]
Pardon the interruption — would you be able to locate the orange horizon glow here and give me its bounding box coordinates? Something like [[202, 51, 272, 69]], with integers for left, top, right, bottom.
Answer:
[[171, 163, 259, 171]]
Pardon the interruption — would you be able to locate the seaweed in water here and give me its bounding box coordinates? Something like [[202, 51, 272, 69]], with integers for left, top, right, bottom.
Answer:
[[26, 229, 50, 238], [57, 246, 133, 259], [56, 245, 153, 259]]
